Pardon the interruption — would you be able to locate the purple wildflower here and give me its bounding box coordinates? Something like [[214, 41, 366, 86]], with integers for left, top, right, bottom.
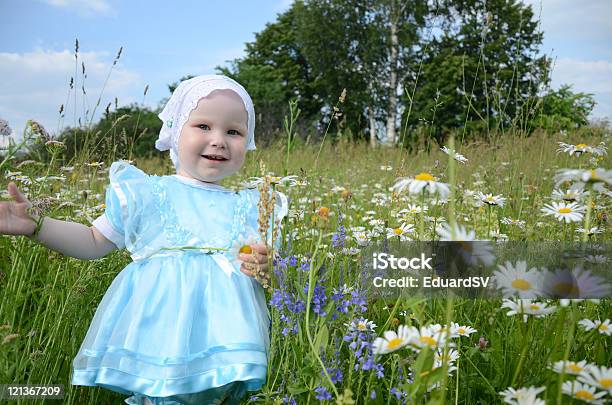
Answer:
[[303, 281, 327, 317], [332, 225, 346, 248], [314, 386, 332, 401]]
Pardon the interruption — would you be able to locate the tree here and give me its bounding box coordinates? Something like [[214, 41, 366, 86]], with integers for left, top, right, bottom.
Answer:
[[404, 0, 550, 140], [216, 4, 322, 145], [294, 0, 427, 144], [527, 85, 595, 132], [56, 104, 163, 161]]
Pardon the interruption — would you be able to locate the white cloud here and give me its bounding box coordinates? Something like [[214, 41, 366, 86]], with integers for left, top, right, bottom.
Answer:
[[42, 0, 112, 15], [550, 58, 612, 119], [0, 48, 141, 141], [523, 0, 612, 42], [552, 58, 612, 93]]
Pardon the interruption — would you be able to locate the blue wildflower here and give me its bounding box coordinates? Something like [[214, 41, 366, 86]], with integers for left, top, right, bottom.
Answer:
[[332, 224, 346, 248], [303, 281, 327, 317], [314, 386, 332, 401]]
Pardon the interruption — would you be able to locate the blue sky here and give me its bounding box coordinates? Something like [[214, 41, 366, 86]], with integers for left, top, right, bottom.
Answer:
[[1, 0, 611, 142]]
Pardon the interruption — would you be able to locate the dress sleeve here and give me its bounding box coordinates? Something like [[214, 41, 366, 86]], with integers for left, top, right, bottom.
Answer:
[[91, 161, 149, 249]]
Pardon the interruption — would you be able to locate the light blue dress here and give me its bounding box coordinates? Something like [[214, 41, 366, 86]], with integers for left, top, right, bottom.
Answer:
[[71, 161, 288, 404]]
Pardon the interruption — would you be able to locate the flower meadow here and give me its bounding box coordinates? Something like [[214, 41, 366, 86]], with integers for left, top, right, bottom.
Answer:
[[0, 127, 611, 404]]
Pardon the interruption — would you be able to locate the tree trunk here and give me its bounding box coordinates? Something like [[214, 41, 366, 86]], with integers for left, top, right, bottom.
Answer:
[[386, 2, 399, 146], [369, 105, 377, 147]]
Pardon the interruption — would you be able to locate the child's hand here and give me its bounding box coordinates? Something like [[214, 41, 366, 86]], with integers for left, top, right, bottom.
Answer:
[[0, 182, 37, 237], [239, 243, 269, 279]]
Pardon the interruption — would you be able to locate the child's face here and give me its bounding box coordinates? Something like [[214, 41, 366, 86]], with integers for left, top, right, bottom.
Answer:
[[177, 89, 248, 184]]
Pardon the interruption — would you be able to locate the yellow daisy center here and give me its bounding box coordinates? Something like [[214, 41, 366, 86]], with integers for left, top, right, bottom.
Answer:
[[511, 279, 531, 290], [458, 241, 473, 253], [357, 323, 366, 330], [598, 324, 609, 332], [486, 196, 495, 202], [529, 304, 541, 311], [420, 336, 437, 347], [458, 328, 466, 335], [239, 245, 253, 254], [588, 170, 600, 181], [386, 337, 404, 350], [566, 364, 583, 373], [575, 143, 588, 149], [558, 207, 572, 214], [393, 228, 403, 235], [575, 390, 594, 400], [415, 172, 435, 181], [554, 282, 580, 296], [599, 378, 612, 388]]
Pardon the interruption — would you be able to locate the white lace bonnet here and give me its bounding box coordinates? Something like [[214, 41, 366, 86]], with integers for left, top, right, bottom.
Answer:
[[155, 74, 256, 170]]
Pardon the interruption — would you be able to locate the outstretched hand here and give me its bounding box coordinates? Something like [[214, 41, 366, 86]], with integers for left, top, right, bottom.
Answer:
[[0, 182, 37, 236], [239, 242, 269, 280]]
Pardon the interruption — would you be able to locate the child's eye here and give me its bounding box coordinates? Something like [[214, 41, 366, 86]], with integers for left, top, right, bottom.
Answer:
[[228, 130, 241, 136], [198, 124, 210, 131]]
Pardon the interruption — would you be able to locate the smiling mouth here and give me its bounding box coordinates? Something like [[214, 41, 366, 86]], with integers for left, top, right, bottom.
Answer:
[[201, 154, 228, 161]]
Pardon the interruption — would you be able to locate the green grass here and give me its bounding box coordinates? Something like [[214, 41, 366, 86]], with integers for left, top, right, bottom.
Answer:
[[0, 129, 610, 404]]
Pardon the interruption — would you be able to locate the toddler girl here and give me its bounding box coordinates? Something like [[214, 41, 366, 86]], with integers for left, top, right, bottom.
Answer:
[[0, 75, 288, 404]]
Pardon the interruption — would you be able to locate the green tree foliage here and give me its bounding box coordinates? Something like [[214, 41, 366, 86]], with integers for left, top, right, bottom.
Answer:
[[294, 0, 427, 143], [54, 104, 163, 162], [216, 4, 322, 145], [527, 85, 595, 133], [403, 0, 550, 142]]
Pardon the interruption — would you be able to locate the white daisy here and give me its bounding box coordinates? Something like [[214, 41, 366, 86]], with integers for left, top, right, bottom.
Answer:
[[562, 380, 607, 403], [440, 146, 468, 164], [499, 386, 545, 405], [386, 223, 415, 241], [436, 222, 496, 267], [493, 261, 543, 298], [501, 217, 526, 228], [541, 202, 585, 223], [578, 319, 612, 336], [585, 255, 608, 264], [575, 227, 602, 237], [392, 172, 450, 199], [557, 142, 607, 157], [242, 174, 299, 188], [434, 348, 460, 373], [407, 325, 451, 351], [372, 325, 414, 354], [551, 360, 591, 376], [502, 299, 556, 323], [554, 168, 612, 187], [542, 267, 611, 300], [477, 192, 506, 207], [578, 365, 612, 394], [229, 232, 263, 267], [398, 204, 427, 215], [450, 322, 477, 337], [352, 231, 371, 247], [345, 318, 377, 332], [552, 187, 585, 202]]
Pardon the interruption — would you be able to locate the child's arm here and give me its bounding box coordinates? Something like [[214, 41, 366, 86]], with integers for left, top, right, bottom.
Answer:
[[0, 182, 118, 260]]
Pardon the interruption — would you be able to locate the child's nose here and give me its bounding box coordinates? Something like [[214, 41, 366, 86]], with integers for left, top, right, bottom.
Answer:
[[208, 129, 227, 147]]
